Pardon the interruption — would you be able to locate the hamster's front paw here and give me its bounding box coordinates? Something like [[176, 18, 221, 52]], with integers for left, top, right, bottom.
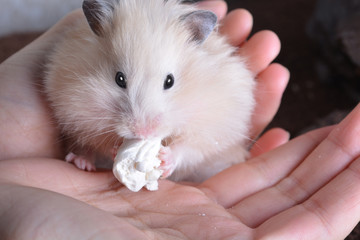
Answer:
[[65, 152, 96, 171], [159, 147, 175, 179]]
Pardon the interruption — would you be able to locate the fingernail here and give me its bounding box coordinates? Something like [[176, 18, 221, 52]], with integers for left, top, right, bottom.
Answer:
[[197, 0, 223, 9]]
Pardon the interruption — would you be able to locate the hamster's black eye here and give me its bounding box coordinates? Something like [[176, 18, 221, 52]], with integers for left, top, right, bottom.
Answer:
[[164, 74, 175, 90], [115, 72, 127, 89]]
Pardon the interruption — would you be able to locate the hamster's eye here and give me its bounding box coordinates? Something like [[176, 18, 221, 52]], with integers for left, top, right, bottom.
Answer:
[[115, 72, 127, 89], [164, 74, 175, 90]]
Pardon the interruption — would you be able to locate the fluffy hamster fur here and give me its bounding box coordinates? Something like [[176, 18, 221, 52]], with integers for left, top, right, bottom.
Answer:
[[44, 0, 255, 182]]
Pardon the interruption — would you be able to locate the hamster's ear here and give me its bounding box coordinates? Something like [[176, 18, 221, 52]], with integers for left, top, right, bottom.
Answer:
[[82, 0, 117, 36], [181, 10, 217, 44]]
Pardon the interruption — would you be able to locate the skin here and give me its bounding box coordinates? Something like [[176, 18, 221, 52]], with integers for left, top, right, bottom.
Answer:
[[2, 1, 359, 239]]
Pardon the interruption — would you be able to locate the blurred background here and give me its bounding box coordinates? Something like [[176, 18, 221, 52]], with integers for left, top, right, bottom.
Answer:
[[0, 0, 82, 36], [227, 0, 358, 137], [0, 0, 359, 238]]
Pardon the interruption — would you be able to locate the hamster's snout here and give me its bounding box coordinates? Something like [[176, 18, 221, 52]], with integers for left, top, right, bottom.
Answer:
[[133, 115, 162, 139]]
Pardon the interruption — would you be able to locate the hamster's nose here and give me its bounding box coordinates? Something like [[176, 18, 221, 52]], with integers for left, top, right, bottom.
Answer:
[[133, 115, 161, 139], [134, 127, 155, 139]]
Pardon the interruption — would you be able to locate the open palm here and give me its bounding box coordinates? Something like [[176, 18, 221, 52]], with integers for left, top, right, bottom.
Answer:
[[1, 105, 360, 239]]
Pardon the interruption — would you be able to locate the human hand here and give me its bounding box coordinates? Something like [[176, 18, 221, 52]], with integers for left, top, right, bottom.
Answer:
[[1, 104, 360, 239], [199, 0, 290, 153], [1, 2, 358, 238], [0, 0, 289, 161]]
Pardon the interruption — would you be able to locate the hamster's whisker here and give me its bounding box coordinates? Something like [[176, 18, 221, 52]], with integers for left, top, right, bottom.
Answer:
[[78, 128, 114, 145], [59, 117, 114, 123]]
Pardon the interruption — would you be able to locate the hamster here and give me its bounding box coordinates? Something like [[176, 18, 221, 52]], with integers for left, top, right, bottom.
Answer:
[[44, 0, 255, 182]]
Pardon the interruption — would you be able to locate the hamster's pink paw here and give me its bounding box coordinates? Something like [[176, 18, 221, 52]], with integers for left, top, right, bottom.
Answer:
[[65, 152, 96, 171], [159, 147, 175, 178]]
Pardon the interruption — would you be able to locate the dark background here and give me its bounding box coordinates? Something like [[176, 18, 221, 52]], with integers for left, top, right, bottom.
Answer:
[[226, 0, 357, 136]]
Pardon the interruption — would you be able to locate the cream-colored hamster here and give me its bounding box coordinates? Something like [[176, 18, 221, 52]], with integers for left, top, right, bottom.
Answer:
[[44, 0, 255, 182]]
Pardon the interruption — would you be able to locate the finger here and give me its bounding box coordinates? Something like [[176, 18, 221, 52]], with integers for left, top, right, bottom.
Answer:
[[250, 128, 290, 158], [0, 158, 117, 198], [197, 0, 228, 20], [231, 104, 360, 227], [250, 63, 290, 138], [255, 155, 360, 239], [238, 30, 281, 74], [200, 126, 333, 208], [219, 9, 253, 46]]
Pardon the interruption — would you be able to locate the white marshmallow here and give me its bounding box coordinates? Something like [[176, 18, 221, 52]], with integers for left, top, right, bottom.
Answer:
[[113, 138, 163, 192]]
